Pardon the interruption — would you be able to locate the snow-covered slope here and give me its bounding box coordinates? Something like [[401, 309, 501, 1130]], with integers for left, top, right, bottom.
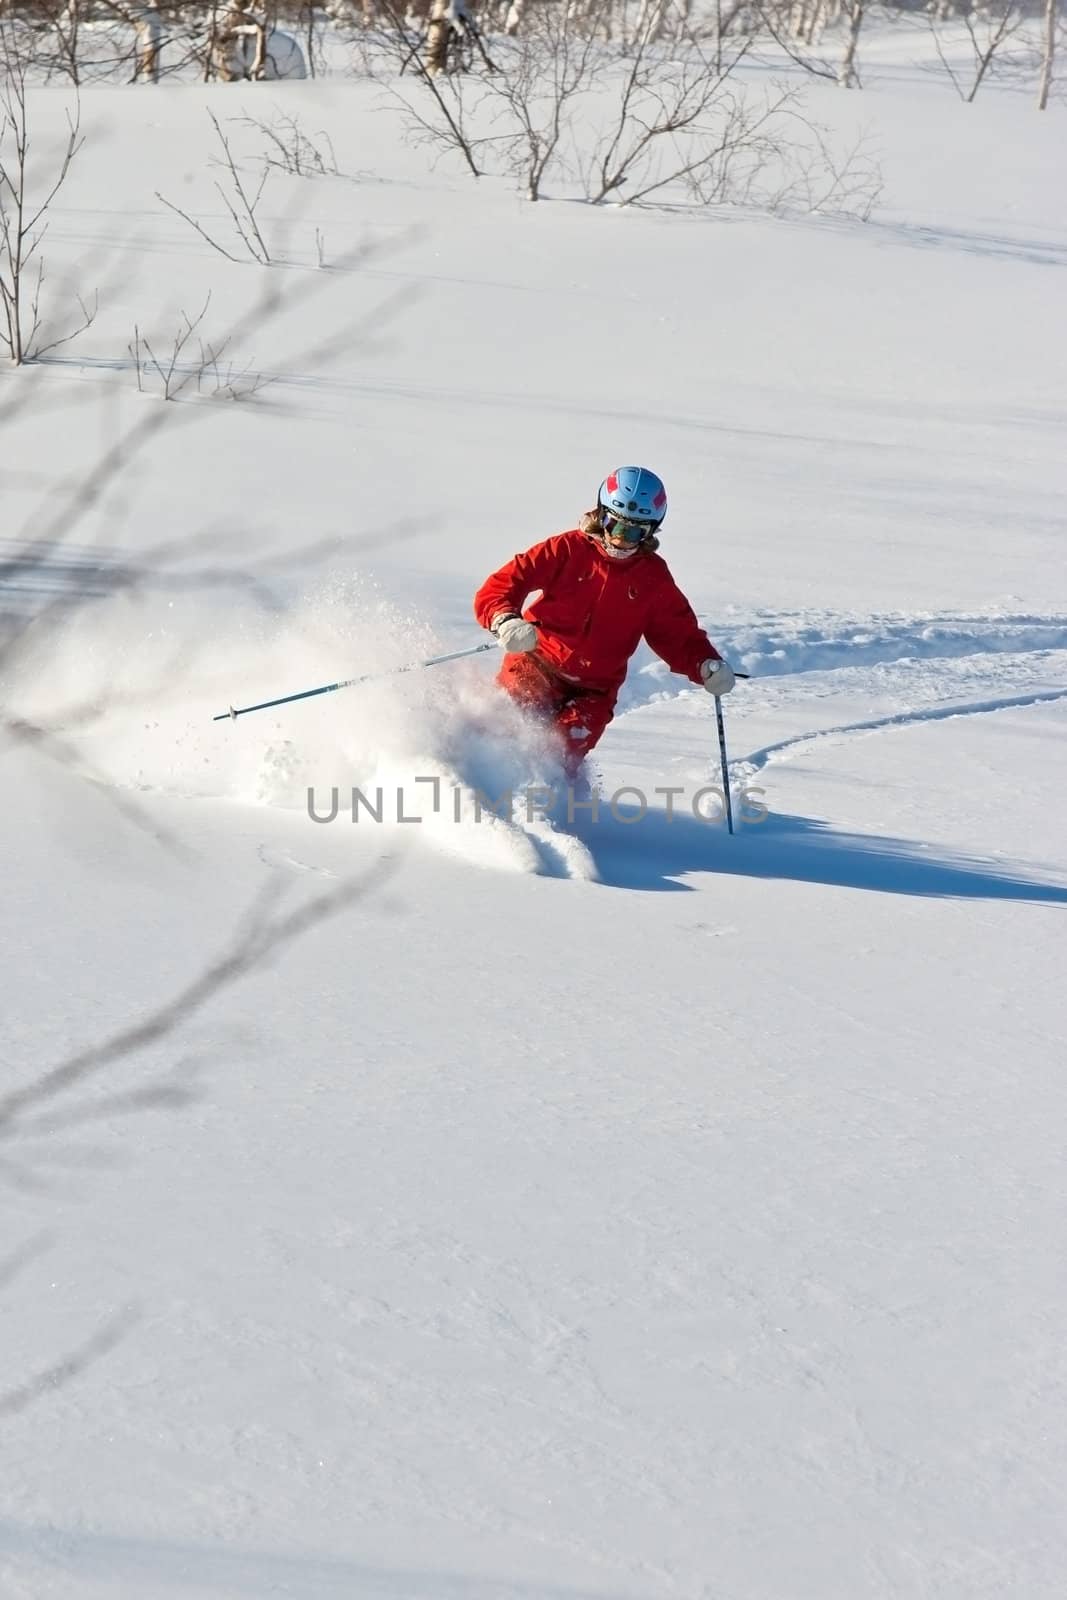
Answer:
[[2, 35, 1066, 1600]]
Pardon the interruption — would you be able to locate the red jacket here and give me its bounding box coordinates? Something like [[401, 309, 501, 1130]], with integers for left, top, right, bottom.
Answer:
[[474, 529, 719, 697]]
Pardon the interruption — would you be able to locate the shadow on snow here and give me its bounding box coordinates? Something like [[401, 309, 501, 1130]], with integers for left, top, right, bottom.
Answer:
[[0, 1518, 630, 1600], [578, 804, 1067, 904]]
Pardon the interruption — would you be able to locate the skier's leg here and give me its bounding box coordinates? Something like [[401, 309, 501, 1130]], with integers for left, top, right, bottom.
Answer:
[[496, 652, 563, 717], [555, 693, 615, 779], [496, 658, 613, 780]]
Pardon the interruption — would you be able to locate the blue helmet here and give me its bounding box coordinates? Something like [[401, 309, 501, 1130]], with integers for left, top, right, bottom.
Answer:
[[597, 466, 667, 528]]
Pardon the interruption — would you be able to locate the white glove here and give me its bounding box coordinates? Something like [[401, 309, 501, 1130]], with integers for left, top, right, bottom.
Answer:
[[493, 614, 538, 654], [700, 658, 736, 697]]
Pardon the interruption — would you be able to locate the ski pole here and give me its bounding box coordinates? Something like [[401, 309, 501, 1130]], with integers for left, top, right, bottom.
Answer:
[[715, 696, 735, 834], [213, 640, 496, 723], [713, 673, 749, 835]]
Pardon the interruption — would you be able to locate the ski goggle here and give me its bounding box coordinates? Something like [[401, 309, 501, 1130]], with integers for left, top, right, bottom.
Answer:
[[599, 509, 657, 543]]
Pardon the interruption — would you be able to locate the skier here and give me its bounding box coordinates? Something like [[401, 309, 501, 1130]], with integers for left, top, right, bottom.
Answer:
[[474, 466, 736, 777]]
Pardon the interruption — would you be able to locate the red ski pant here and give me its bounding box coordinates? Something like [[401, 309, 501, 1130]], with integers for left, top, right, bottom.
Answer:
[[497, 653, 615, 777]]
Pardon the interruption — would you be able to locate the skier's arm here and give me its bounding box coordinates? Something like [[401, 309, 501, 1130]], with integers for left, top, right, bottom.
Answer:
[[473, 536, 568, 633], [644, 579, 720, 685]]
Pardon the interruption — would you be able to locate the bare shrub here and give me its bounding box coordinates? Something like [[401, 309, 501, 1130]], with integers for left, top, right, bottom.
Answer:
[[583, 26, 755, 205], [479, 0, 601, 201], [590, 75, 881, 215], [128, 293, 274, 400], [238, 107, 341, 176], [0, 43, 97, 363], [157, 108, 271, 264], [368, 2, 881, 218]]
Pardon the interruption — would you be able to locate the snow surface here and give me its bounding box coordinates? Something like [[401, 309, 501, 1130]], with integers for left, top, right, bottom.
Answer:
[[2, 30, 1066, 1600]]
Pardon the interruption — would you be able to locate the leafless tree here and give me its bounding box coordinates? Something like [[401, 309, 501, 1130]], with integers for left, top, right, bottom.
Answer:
[[0, 0, 181, 84], [739, 3, 838, 82], [1037, 0, 1058, 107], [927, 0, 1029, 101], [131, 0, 163, 80], [480, 1, 601, 201], [0, 41, 97, 363], [368, 1, 879, 214], [204, 0, 307, 78], [424, 0, 451, 74], [367, 0, 487, 179], [837, 0, 863, 86], [583, 25, 755, 205], [46, 0, 83, 83], [296, 0, 325, 74]]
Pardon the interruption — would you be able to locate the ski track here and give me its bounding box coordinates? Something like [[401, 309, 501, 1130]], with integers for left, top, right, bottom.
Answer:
[[616, 609, 1067, 717], [618, 614, 1067, 783], [614, 614, 1067, 807], [736, 688, 1067, 778]]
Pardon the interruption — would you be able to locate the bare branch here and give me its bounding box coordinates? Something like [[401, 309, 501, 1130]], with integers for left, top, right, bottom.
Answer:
[[0, 1308, 137, 1419], [0, 858, 397, 1137], [156, 190, 243, 264]]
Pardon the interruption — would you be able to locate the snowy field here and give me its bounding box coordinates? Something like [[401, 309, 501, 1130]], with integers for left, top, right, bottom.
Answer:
[[2, 21, 1066, 1600]]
